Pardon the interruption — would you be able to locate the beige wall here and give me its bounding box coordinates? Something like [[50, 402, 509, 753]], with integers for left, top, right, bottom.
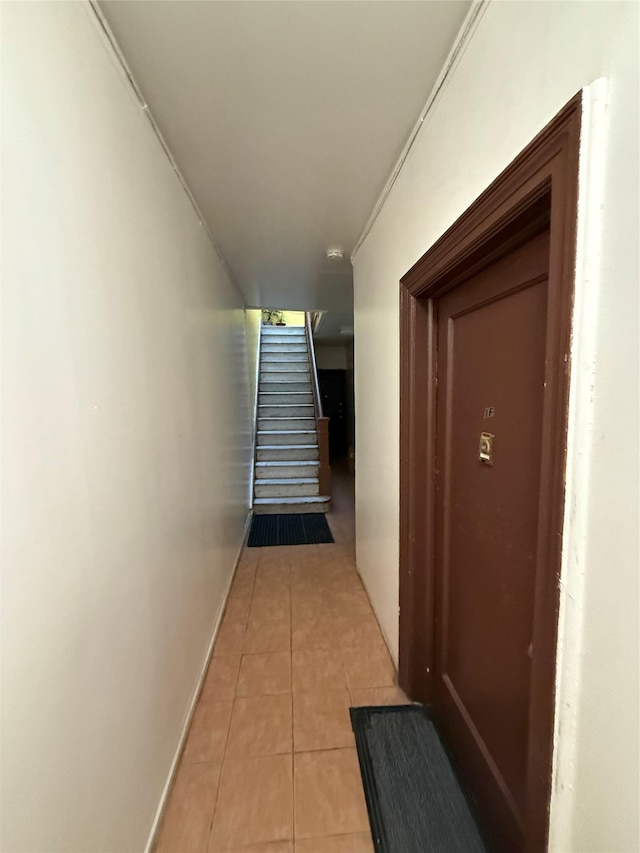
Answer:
[[277, 310, 306, 327], [315, 343, 349, 370], [353, 1, 639, 850], [0, 4, 253, 851]]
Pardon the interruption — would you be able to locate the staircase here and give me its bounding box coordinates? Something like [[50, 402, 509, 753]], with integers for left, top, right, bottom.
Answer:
[[253, 323, 331, 514]]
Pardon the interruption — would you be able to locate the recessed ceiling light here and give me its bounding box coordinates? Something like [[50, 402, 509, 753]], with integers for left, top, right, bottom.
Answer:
[[326, 246, 344, 261]]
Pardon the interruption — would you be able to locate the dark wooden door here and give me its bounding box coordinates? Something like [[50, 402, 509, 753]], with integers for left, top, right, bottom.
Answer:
[[318, 369, 348, 459], [432, 230, 550, 852]]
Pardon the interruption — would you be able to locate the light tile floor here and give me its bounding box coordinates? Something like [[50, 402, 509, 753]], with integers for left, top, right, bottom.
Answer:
[[155, 466, 409, 853]]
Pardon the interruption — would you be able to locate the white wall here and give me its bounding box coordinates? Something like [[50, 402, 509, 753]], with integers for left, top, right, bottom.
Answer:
[[0, 4, 253, 851], [352, 2, 639, 850]]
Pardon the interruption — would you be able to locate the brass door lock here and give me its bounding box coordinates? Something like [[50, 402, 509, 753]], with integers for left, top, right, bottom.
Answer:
[[479, 432, 494, 465]]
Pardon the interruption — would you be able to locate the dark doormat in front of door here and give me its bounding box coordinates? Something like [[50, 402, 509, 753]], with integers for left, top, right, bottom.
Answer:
[[350, 705, 490, 853], [247, 513, 334, 547]]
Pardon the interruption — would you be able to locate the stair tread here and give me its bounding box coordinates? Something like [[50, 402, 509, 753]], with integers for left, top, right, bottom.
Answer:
[[258, 444, 318, 450], [258, 429, 316, 435], [254, 496, 329, 505], [257, 477, 318, 485], [256, 460, 317, 467], [259, 416, 315, 421]]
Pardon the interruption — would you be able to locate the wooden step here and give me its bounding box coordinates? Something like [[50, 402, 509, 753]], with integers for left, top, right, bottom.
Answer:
[[261, 363, 310, 373], [253, 495, 330, 515], [255, 460, 319, 479], [259, 379, 313, 393], [257, 430, 317, 446], [259, 391, 313, 405], [261, 343, 308, 353], [254, 477, 320, 498], [261, 327, 306, 337], [256, 445, 319, 461], [261, 352, 308, 363], [258, 417, 316, 431], [259, 404, 315, 418]]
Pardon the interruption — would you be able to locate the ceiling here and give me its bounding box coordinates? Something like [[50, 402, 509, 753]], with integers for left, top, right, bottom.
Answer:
[[100, 0, 471, 313]]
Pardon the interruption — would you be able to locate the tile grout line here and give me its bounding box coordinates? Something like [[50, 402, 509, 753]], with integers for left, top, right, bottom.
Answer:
[[160, 472, 377, 851], [289, 547, 296, 847], [215, 538, 385, 847], [206, 545, 257, 850]]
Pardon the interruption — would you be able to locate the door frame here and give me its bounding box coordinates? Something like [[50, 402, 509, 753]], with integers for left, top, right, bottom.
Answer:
[[398, 94, 582, 849]]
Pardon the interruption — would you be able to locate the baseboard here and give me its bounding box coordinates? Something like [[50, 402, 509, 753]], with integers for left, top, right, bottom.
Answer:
[[144, 509, 252, 853]]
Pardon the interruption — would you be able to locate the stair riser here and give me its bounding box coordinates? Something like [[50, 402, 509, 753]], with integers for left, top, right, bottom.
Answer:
[[260, 334, 308, 342], [261, 344, 308, 353], [259, 381, 312, 393], [260, 361, 309, 378], [259, 392, 313, 406], [262, 327, 306, 336], [259, 405, 315, 418], [259, 418, 316, 431], [261, 353, 308, 363], [258, 432, 316, 446], [257, 446, 319, 461], [260, 338, 307, 346], [253, 500, 329, 515], [255, 482, 320, 498], [255, 463, 319, 479]]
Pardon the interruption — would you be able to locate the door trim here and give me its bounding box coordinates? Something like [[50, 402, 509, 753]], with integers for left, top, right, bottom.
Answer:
[[398, 94, 581, 850]]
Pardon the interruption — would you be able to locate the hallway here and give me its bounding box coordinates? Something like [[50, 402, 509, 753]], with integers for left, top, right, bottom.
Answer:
[[156, 467, 408, 852], [3, 3, 639, 851]]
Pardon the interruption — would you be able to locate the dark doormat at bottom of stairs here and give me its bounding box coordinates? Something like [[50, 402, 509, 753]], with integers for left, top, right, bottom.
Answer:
[[247, 513, 334, 547], [350, 704, 491, 853]]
